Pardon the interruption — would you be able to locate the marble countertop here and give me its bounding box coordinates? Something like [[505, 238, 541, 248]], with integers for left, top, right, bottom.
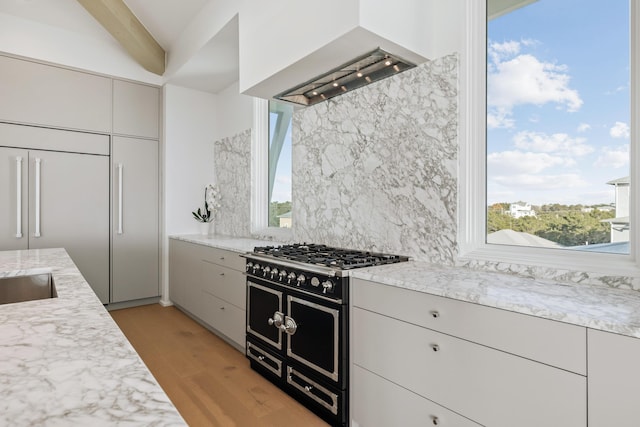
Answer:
[[171, 234, 640, 338], [169, 234, 284, 253], [0, 248, 186, 426], [351, 260, 640, 339]]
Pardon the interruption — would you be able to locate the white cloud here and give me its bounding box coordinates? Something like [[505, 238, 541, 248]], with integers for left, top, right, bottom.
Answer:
[[487, 150, 570, 175], [512, 131, 593, 156], [491, 173, 588, 190], [609, 121, 630, 139], [594, 144, 629, 169], [488, 40, 521, 64], [487, 107, 514, 129], [487, 40, 583, 123], [488, 53, 582, 112], [577, 123, 591, 132]]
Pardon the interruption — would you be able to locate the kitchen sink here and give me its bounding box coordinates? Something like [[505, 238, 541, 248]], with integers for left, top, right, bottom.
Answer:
[[0, 273, 57, 305]]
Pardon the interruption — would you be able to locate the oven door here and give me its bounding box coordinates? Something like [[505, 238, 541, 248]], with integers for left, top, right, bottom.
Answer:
[[247, 281, 283, 350], [286, 294, 341, 383]]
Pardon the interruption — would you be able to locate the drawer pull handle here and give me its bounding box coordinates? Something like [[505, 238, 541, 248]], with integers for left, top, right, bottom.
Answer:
[[220, 257, 225, 260], [431, 415, 440, 425], [220, 306, 225, 310], [430, 310, 440, 318], [220, 273, 225, 276], [431, 344, 440, 352]]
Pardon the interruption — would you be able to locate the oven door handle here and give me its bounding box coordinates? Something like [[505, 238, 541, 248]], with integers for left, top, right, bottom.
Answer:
[[268, 311, 284, 328], [279, 316, 297, 335]]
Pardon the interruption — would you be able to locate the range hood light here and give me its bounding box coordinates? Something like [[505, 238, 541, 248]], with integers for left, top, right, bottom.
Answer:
[[274, 48, 416, 106]]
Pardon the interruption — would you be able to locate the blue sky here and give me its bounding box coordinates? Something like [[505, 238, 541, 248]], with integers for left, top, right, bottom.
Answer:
[[487, 0, 630, 206], [269, 111, 293, 203]]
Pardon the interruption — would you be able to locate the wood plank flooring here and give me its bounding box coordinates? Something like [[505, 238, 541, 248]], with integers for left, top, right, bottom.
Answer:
[[110, 304, 329, 427]]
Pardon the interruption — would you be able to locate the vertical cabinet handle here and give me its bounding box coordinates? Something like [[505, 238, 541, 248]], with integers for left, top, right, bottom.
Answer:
[[34, 157, 41, 238], [117, 163, 123, 235], [15, 156, 22, 238]]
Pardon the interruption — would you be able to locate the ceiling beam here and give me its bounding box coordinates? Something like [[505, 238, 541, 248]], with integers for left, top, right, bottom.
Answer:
[[76, 0, 165, 75]]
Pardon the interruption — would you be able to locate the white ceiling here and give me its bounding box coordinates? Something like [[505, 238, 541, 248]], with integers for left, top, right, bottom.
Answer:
[[0, 0, 239, 93]]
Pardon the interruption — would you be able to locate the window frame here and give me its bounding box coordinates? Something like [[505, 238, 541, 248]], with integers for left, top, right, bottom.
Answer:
[[251, 98, 294, 239], [458, 0, 640, 276]]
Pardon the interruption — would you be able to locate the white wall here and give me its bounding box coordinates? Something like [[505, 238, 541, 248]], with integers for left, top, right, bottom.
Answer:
[[164, 84, 218, 236], [215, 81, 254, 139]]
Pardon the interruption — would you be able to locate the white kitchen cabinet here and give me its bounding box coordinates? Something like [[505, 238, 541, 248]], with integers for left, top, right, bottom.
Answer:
[[352, 276, 586, 374], [199, 251, 246, 349], [169, 239, 205, 310], [352, 365, 481, 427], [111, 136, 159, 303], [113, 80, 160, 139], [0, 125, 110, 303], [0, 55, 112, 133], [588, 329, 640, 427], [351, 278, 587, 427], [168, 239, 246, 350]]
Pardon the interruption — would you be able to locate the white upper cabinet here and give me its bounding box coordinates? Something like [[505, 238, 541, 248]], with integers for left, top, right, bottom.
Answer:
[[238, 0, 463, 99], [113, 80, 160, 139], [0, 55, 112, 133]]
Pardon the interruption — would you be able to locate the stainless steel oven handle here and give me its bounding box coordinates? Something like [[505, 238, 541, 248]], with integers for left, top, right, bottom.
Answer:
[[268, 311, 284, 328], [279, 316, 297, 335]]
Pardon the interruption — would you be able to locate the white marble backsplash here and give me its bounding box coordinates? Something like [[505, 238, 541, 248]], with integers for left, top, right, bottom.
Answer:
[[210, 52, 640, 293], [214, 129, 251, 237], [292, 54, 458, 265]]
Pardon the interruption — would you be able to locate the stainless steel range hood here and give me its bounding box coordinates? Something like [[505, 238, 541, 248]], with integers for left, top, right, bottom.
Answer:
[[274, 48, 416, 106]]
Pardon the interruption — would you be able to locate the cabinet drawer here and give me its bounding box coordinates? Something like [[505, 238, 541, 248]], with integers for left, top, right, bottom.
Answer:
[[352, 278, 586, 374], [200, 291, 246, 348], [201, 261, 246, 309], [353, 308, 586, 427], [352, 365, 481, 427], [201, 246, 245, 272], [588, 329, 640, 427]]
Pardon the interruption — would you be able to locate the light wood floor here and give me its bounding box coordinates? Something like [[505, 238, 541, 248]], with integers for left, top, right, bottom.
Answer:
[[110, 304, 329, 427]]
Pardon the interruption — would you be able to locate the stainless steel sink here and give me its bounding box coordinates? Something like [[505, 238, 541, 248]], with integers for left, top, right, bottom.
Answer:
[[0, 273, 57, 305]]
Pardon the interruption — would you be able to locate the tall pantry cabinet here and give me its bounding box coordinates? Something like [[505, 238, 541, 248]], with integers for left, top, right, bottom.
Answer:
[[0, 55, 160, 305], [111, 80, 160, 303]]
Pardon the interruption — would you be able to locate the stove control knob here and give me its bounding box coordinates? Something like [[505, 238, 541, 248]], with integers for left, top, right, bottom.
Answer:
[[270, 268, 279, 279], [296, 274, 306, 286], [322, 280, 335, 294], [252, 264, 261, 274], [287, 272, 297, 284], [246, 262, 253, 272], [310, 277, 320, 287], [263, 266, 271, 277], [279, 270, 287, 281]]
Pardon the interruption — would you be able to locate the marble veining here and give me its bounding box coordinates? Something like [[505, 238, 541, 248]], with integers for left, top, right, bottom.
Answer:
[[0, 248, 186, 426], [170, 234, 284, 254], [458, 257, 640, 292], [214, 129, 251, 237], [292, 54, 458, 265], [351, 261, 640, 339]]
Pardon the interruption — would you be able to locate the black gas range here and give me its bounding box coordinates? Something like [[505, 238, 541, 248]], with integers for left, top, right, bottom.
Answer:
[[244, 243, 409, 426]]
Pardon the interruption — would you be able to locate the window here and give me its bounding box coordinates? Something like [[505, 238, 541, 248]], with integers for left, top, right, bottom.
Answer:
[[486, 0, 630, 254], [268, 101, 293, 228], [251, 98, 294, 236], [459, 1, 640, 274]]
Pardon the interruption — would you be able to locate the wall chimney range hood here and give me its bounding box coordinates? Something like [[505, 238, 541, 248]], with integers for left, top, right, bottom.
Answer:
[[274, 48, 416, 106]]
